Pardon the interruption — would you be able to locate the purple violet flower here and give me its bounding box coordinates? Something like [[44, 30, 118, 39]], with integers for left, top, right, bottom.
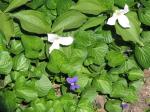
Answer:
[[66, 76, 80, 91], [121, 103, 128, 109]]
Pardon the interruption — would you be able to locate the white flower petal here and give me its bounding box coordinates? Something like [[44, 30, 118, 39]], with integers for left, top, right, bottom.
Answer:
[[118, 14, 130, 28], [107, 15, 118, 25], [49, 41, 60, 53], [123, 4, 129, 14], [47, 34, 58, 42], [58, 36, 74, 46]]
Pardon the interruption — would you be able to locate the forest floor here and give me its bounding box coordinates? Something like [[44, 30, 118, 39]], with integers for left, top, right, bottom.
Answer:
[[96, 69, 150, 112]]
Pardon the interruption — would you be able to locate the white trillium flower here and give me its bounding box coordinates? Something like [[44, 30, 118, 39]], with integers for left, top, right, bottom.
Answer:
[[47, 34, 74, 53], [107, 4, 130, 28]]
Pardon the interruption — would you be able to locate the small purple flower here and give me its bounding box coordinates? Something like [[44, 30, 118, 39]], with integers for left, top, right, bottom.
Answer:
[[66, 76, 80, 91], [121, 103, 128, 109]]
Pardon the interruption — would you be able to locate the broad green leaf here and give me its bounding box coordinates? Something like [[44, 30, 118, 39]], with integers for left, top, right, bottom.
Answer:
[[56, 0, 72, 15], [21, 35, 45, 59], [46, 0, 58, 10], [80, 16, 106, 30], [13, 10, 51, 34], [71, 0, 114, 15], [106, 50, 126, 67], [135, 43, 150, 68], [141, 31, 150, 43], [0, 51, 13, 75], [14, 75, 26, 88], [13, 53, 30, 71], [32, 62, 48, 78], [88, 43, 108, 65], [9, 39, 24, 55], [80, 88, 97, 103], [121, 88, 138, 103], [111, 81, 127, 98], [0, 12, 14, 43], [10, 71, 23, 82], [26, 0, 44, 9], [5, 0, 29, 12], [0, 33, 7, 51], [15, 87, 38, 102], [140, 0, 150, 7], [77, 75, 90, 89], [74, 30, 96, 48], [95, 30, 114, 43], [30, 99, 47, 112], [0, 91, 16, 112], [139, 8, 150, 26], [92, 75, 112, 94], [0, 1, 8, 11], [105, 100, 122, 112], [129, 80, 144, 92], [128, 69, 144, 81], [115, 12, 143, 46], [35, 75, 52, 97], [77, 99, 95, 112], [114, 0, 134, 7], [61, 48, 87, 74], [4, 74, 12, 87], [109, 58, 139, 75], [47, 50, 67, 73], [52, 10, 87, 32]]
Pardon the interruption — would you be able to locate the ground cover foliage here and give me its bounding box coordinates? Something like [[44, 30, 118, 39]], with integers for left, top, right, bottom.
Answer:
[[0, 0, 150, 112]]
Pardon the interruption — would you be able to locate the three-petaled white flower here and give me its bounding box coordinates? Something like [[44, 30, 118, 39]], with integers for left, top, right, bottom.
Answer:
[[47, 34, 74, 53], [107, 4, 130, 28]]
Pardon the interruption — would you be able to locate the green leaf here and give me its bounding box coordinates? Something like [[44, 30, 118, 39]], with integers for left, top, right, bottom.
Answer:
[[30, 99, 47, 112], [52, 10, 87, 32], [115, 12, 143, 46], [141, 31, 150, 43], [135, 43, 150, 68], [13, 10, 51, 34], [46, 0, 58, 10], [71, 0, 114, 15], [111, 80, 127, 98], [129, 80, 144, 92], [80, 16, 106, 30], [109, 58, 138, 75], [9, 39, 24, 55], [80, 88, 97, 103], [61, 48, 87, 74], [21, 35, 45, 59], [140, 0, 150, 7], [16, 87, 38, 102], [56, 0, 72, 15], [13, 53, 30, 71], [47, 50, 67, 73], [0, 12, 14, 43], [114, 0, 134, 7], [106, 50, 126, 67], [0, 51, 13, 75], [128, 69, 144, 81], [74, 30, 96, 48], [95, 30, 114, 43], [26, 0, 44, 9], [92, 75, 112, 94], [77, 75, 90, 89], [0, 91, 16, 112], [35, 75, 52, 97], [138, 8, 150, 26], [88, 43, 108, 65], [121, 88, 138, 103], [105, 100, 122, 112], [5, 0, 29, 12], [0, 33, 7, 51]]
